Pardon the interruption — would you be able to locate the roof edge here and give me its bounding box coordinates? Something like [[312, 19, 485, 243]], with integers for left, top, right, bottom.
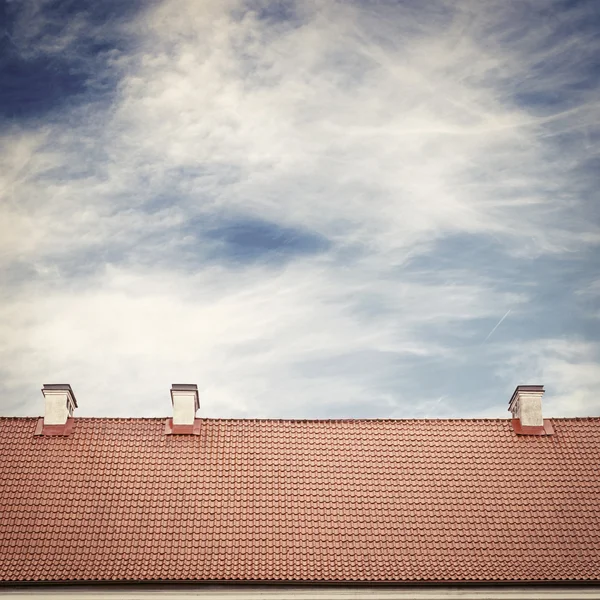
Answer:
[[2, 579, 600, 587]]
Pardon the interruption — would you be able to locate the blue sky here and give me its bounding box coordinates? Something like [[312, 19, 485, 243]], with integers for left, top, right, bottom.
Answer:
[[1, 0, 599, 419]]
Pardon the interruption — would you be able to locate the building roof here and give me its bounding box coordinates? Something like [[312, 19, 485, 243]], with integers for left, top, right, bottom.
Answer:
[[0, 416, 599, 584]]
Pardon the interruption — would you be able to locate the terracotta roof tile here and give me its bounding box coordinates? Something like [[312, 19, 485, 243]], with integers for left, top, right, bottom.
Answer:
[[0, 417, 599, 582]]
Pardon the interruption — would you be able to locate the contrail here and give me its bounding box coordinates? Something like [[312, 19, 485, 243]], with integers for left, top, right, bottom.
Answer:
[[483, 309, 511, 343]]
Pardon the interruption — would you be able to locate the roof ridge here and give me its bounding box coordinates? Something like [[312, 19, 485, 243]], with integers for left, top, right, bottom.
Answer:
[[2, 415, 600, 422]]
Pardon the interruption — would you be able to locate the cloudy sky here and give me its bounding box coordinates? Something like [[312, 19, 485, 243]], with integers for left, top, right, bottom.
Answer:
[[1, 0, 599, 420]]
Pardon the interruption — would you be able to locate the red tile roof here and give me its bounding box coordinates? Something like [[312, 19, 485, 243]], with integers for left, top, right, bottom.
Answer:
[[0, 417, 599, 583]]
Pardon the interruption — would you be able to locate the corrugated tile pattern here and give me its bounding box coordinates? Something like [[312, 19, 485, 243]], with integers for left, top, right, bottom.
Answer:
[[0, 417, 599, 582]]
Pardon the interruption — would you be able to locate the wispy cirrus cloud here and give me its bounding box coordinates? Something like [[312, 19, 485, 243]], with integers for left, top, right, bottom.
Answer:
[[0, 0, 598, 418]]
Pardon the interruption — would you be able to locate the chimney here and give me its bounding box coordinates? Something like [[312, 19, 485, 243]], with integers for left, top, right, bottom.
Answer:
[[170, 384, 199, 426], [41, 384, 77, 425], [509, 385, 544, 427]]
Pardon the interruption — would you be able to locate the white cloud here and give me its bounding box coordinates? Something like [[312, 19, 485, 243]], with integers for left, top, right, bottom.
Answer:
[[0, 260, 526, 417], [1, 0, 598, 418]]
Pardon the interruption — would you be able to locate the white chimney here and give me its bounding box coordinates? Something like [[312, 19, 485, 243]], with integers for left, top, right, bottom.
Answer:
[[170, 384, 199, 426], [41, 384, 77, 425], [508, 385, 544, 427]]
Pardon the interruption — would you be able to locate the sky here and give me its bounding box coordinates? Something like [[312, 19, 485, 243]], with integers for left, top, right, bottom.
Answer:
[[0, 0, 599, 420]]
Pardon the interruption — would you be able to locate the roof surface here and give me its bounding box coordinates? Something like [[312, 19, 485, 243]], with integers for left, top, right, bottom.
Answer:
[[0, 417, 599, 584]]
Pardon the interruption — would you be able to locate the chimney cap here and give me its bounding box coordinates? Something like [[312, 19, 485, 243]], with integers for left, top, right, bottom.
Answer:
[[171, 384, 198, 392], [509, 384, 544, 408], [42, 383, 78, 408]]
